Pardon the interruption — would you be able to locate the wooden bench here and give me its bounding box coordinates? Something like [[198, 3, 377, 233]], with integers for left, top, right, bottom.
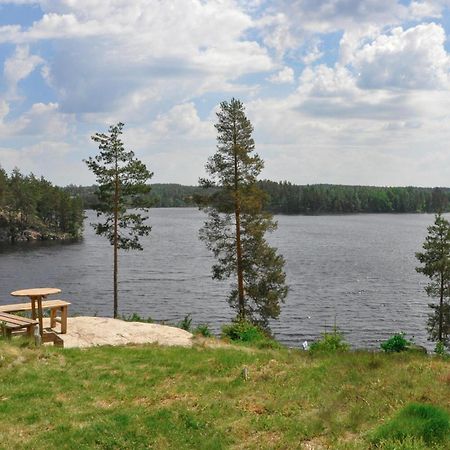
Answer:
[[0, 300, 70, 334], [0, 312, 37, 338]]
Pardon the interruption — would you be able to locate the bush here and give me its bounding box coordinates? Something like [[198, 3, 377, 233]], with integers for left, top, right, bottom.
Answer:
[[221, 320, 280, 349], [222, 320, 266, 342], [122, 313, 153, 323], [178, 314, 192, 332], [309, 328, 349, 354], [435, 341, 447, 357], [380, 333, 410, 353], [194, 324, 213, 337], [370, 403, 450, 446]]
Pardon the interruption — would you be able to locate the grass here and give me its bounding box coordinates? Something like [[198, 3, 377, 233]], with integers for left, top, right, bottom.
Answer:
[[370, 403, 450, 446], [0, 339, 450, 449]]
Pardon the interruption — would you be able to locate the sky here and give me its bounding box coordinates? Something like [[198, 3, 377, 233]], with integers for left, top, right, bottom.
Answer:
[[1, 0, 450, 187]]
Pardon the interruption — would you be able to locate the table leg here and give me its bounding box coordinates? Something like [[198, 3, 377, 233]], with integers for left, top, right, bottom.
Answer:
[[31, 298, 36, 320], [35, 296, 44, 338]]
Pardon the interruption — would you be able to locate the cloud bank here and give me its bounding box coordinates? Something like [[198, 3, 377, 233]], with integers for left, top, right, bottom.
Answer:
[[0, 0, 450, 186]]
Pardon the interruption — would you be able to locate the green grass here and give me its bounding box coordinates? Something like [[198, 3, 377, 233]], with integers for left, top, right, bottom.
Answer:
[[370, 403, 450, 446], [0, 339, 450, 449]]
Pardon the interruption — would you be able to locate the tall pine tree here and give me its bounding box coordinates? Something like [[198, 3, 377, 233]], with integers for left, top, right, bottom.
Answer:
[[85, 122, 153, 318], [198, 98, 288, 329], [416, 213, 450, 347]]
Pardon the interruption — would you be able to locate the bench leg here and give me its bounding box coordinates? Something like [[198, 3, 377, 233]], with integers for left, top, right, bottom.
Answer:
[[27, 324, 35, 338], [31, 299, 36, 320], [50, 308, 57, 329], [61, 306, 68, 334]]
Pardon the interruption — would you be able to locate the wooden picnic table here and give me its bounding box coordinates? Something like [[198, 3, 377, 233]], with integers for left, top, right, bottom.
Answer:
[[10, 288, 61, 338]]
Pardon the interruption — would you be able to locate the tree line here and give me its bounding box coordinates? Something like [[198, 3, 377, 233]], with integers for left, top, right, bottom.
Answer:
[[68, 181, 450, 215], [260, 181, 450, 214], [0, 167, 84, 243], [64, 183, 207, 209]]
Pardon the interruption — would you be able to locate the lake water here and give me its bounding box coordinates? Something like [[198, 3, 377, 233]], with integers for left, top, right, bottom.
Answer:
[[0, 208, 442, 349]]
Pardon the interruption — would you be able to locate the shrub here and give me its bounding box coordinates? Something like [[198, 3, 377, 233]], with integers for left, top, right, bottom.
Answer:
[[309, 328, 349, 354], [222, 320, 266, 343], [194, 324, 213, 337], [221, 320, 281, 349], [435, 341, 447, 357], [380, 333, 410, 353], [370, 403, 450, 446], [178, 314, 192, 332], [122, 313, 153, 323]]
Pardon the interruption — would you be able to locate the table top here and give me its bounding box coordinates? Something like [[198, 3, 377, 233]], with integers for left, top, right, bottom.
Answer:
[[11, 288, 61, 297]]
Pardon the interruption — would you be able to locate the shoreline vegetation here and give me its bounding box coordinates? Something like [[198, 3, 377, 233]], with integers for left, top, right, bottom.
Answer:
[[67, 181, 450, 215], [2, 173, 450, 244], [0, 168, 84, 244]]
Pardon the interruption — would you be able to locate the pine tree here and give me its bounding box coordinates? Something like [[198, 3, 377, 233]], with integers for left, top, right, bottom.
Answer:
[[416, 213, 450, 346], [85, 122, 153, 318], [198, 98, 288, 329]]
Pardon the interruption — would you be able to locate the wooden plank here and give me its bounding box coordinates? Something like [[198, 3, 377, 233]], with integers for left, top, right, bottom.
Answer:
[[0, 300, 71, 313], [0, 313, 37, 326], [0, 313, 37, 324], [1, 323, 21, 329], [0, 321, 33, 329], [1, 321, 34, 330]]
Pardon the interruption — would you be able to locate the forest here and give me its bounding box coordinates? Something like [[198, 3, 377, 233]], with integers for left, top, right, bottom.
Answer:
[[259, 181, 450, 214], [68, 181, 450, 214], [1, 168, 448, 245], [0, 168, 84, 243]]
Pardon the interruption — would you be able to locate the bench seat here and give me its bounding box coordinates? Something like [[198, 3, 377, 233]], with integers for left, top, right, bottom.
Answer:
[[0, 312, 37, 338], [0, 300, 70, 334]]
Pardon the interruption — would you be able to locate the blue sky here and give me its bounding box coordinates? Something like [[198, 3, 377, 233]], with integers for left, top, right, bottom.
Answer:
[[1, 0, 450, 186]]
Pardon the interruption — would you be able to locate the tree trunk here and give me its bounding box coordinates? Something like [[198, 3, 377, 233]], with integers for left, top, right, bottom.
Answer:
[[233, 128, 245, 320], [113, 165, 119, 319], [439, 273, 444, 342]]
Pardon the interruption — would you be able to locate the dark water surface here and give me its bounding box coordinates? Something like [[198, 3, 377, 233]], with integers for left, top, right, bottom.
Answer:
[[0, 209, 442, 349]]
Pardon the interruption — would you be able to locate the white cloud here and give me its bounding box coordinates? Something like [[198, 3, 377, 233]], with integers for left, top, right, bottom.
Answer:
[[0, 140, 74, 185], [302, 40, 324, 64], [0, 99, 9, 121], [0, 0, 273, 117], [3, 45, 44, 97], [268, 66, 294, 84], [409, 1, 443, 19], [351, 23, 450, 90], [245, 91, 450, 187], [258, 0, 444, 57], [0, 101, 72, 141]]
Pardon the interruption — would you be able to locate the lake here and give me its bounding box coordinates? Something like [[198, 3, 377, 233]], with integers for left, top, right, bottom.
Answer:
[[0, 208, 442, 349]]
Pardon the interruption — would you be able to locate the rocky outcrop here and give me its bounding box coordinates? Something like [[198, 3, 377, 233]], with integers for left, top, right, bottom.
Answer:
[[0, 227, 72, 243], [56, 317, 193, 348]]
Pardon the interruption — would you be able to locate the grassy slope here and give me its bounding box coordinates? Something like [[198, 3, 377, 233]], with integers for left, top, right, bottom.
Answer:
[[0, 339, 449, 450]]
